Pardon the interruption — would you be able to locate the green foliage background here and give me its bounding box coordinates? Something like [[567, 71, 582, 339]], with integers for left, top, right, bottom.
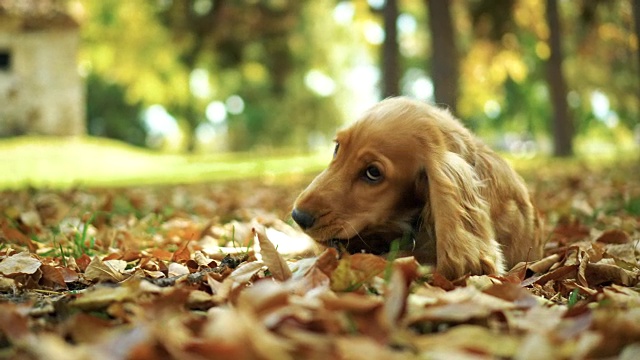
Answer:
[[80, 0, 639, 153]]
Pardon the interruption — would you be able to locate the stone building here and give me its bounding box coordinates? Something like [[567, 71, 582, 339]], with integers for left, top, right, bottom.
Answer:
[[0, 1, 84, 136]]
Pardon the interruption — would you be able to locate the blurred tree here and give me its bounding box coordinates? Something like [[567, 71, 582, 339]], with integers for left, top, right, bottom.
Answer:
[[155, 0, 303, 150], [78, 0, 637, 154], [80, 0, 343, 152], [86, 74, 146, 147], [381, 0, 400, 97], [426, 0, 459, 114], [453, 0, 637, 154], [468, 0, 517, 41], [80, 0, 191, 146], [545, 0, 574, 156], [632, 0, 640, 112]]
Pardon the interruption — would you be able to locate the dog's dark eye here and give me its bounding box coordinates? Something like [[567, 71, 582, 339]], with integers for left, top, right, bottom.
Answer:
[[363, 165, 383, 183], [333, 143, 339, 158]]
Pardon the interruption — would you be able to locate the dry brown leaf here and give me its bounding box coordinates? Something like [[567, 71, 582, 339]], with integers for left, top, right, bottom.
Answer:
[[148, 248, 173, 261], [604, 243, 638, 264], [321, 292, 382, 312], [171, 240, 191, 263], [602, 284, 640, 306], [349, 253, 388, 276], [590, 308, 640, 358], [84, 257, 129, 282], [585, 262, 638, 287], [0, 304, 30, 343], [227, 260, 265, 285], [19, 210, 42, 229], [237, 279, 289, 314], [167, 262, 189, 277], [193, 250, 214, 267], [0, 220, 36, 251], [432, 272, 456, 291], [75, 253, 92, 272], [40, 264, 67, 290], [202, 306, 293, 360], [534, 264, 578, 286], [59, 266, 79, 283], [335, 336, 407, 360], [412, 325, 520, 358], [70, 285, 134, 310], [405, 286, 516, 324], [65, 312, 116, 344], [392, 256, 420, 284], [577, 251, 590, 288], [0, 252, 41, 276], [383, 263, 412, 329], [254, 227, 292, 281], [313, 247, 340, 276], [0, 277, 15, 291], [596, 229, 631, 244], [330, 253, 387, 292], [293, 266, 331, 295], [483, 282, 540, 308], [526, 253, 562, 274]]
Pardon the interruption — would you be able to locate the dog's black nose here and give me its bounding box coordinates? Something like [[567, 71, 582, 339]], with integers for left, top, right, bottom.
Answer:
[[291, 208, 315, 229]]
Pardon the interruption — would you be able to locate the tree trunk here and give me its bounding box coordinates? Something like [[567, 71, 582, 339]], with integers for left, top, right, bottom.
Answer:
[[426, 0, 459, 115], [545, 0, 574, 157], [632, 0, 640, 115], [381, 0, 400, 98]]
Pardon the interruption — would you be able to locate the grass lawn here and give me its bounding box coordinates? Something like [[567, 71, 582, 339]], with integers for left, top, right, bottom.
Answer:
[[0, 135, 637, 190], [0, 136, 331, 189]]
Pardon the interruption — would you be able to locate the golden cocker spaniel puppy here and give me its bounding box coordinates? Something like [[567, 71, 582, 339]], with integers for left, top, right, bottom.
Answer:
[[292, 97, 543, 279]]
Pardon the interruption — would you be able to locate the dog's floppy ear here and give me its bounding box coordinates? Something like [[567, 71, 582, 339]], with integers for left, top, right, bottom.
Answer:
[[420, 145, 505, 279]]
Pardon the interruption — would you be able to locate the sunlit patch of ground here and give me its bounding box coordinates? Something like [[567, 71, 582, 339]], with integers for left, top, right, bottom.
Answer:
[[0, 136, 331, 189]]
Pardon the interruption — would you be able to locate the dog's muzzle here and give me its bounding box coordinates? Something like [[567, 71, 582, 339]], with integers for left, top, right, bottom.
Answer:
[[291, 208, 315, 230]]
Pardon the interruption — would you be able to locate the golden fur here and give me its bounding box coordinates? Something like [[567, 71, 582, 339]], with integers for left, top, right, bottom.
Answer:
[[292, 97, 543, 279]]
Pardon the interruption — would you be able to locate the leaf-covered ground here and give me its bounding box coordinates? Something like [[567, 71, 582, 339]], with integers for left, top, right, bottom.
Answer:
[[1, 160, 639, 359]]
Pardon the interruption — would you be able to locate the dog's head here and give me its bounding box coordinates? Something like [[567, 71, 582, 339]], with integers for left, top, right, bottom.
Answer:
[[294, 97, 509, 278], [291, 98, 432, 254]]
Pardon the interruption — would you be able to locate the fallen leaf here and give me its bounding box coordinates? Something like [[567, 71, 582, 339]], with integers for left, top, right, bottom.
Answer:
[[0, 304, 30, 343], [167, 262, 190, 277], [237, 279, 289, 314], [70, 285, 135, 310], [534, 264, 578, 286], [171, 241, 191, 263], [254, 227, 292, 281], [84, 257, 129, 282], [313, 248, 340, 276], [40, 264, 67, 290], [526, 254, 562, 274], [412, 325, 520, 358], [596, 229, 631, 244], [349, 253, 388, 277], [0, 219, 36, 251], [483, 282, 540, 309], [335, 335, 407, 360], [382, 265, 409, 329], [0, 252, 41, 276], [75, 254, 92, 272], [602, 284, 640, 306], [227, 260, 265, 285], [19, 210, 42, 229], [321, 292, 382, 312], [585, 262, 638, 286]]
